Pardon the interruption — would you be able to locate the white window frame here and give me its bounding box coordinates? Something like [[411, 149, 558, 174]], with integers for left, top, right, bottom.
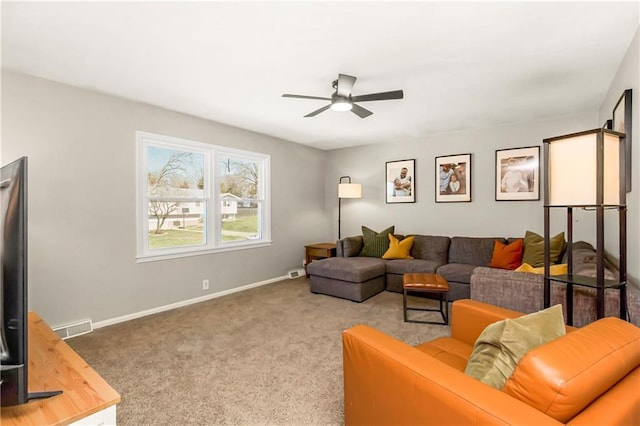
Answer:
[[136, 131, 271, 262]]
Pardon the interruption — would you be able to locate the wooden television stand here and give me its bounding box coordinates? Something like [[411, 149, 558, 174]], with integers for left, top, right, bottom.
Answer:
[[1, 312, 120, 425]]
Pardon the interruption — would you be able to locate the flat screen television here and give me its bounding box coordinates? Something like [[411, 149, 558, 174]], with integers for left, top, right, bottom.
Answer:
[[1, 156, 29, 406], [1, 157, 60, 406]]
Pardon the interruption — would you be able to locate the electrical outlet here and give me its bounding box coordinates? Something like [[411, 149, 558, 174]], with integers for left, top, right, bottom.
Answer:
[[202, 279, 209, 290]]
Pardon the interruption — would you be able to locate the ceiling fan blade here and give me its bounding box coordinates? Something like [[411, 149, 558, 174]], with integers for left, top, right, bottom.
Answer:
[[304, 104, 331, 117], [336, 74, 357, 97], [351, 90, 404, 103], [351, 103, 373, 119], [283, 94, 331, 101]]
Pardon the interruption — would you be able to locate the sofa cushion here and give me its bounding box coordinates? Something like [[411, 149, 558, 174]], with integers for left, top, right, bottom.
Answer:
[[569, 241, 618, 280], [464, 304, 565, 389], [340, 236, 363, 257], [415, 337, 473, 372], [489, 239, 523, 270], [360, 226, 395, 258], [306, 257, 386, 283], [522, 231, 566, 267], [382, 234, 414, 259], [436, 263, 478, 284], [385, 259, 441, 275], [449, 237, 503, 266], [409, 235, 450, 263], [503, 317, 640, 423]]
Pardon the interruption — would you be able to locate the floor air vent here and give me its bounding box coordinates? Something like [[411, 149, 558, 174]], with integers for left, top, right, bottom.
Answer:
[[53, 319, 93, 340], [288, 268, 306, 279]]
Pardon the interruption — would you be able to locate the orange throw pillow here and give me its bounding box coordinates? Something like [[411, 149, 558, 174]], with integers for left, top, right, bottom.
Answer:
[[490, 239, 523, 270]]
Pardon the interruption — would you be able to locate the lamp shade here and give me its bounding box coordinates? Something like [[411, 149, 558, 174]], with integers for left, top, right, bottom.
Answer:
[[338, 183, 362, 198], [545, 129, 624, 206]]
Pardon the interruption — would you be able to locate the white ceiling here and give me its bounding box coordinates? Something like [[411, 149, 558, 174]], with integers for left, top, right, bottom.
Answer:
[[2, 2, 639, 150]]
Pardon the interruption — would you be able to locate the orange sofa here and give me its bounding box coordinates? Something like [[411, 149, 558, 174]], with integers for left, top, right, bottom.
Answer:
[[343, 299, 640, 425]]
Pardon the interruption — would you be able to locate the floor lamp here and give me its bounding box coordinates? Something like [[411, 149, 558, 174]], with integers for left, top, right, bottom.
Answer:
[[338, 176, 362, 239], [543, 128, 627, 323]]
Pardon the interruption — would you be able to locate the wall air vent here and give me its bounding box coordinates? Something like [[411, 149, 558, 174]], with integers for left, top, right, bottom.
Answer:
[[53, 319, 93, 340]]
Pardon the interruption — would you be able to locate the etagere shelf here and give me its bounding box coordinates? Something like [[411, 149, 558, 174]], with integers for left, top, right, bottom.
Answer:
[[542, 128, 627, 326], [543, 205, 627, 326]]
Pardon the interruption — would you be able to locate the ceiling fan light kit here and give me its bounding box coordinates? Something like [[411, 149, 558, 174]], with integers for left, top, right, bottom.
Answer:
[[283, 73, 403, 118], [330, 98, 353, 112]]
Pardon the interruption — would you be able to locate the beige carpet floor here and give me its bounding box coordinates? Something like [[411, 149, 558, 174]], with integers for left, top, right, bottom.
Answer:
[[68, 278, 451, 425]]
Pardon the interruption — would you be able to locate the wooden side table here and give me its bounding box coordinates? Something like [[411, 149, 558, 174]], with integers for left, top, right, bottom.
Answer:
[[304, 243, 337, 277]]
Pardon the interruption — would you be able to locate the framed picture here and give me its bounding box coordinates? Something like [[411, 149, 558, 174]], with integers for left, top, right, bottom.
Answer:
[[435, 154, 471, 203], [386, 159, 415, 203], [612, 89, 632, 192], [495, 146, 540, 201]]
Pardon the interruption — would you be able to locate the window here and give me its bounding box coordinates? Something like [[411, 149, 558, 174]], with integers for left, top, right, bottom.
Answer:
[[137, 132, 270, 261]]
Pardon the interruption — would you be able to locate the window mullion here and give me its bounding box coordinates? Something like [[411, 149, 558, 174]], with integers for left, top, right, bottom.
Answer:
[[209, 151, 219, 247]]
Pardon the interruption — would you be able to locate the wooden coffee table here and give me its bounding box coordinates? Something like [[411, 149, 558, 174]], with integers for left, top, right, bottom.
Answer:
[[304, 243, 336, 277]]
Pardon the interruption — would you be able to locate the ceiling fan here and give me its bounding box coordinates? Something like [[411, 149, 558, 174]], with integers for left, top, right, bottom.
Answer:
[[282, 74, 404, 118]]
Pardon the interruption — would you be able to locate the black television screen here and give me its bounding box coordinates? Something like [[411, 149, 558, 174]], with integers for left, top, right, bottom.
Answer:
[[0, 156, 29, 406]]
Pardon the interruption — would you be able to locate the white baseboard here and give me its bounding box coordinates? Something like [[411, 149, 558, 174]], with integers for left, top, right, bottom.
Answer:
[[92, 275, 289, 330]]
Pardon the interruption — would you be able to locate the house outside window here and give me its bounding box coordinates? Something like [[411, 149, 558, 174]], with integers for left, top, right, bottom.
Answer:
[[137, 132, 271, 261]]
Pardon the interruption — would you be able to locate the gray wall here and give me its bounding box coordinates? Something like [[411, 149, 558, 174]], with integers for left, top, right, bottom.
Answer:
[[1, 71, 331, 326], [598, 28, 639, 285], [325, 113, 598, 243]]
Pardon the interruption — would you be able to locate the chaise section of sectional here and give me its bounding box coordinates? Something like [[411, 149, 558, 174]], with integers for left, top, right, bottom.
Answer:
[[307, 256, 387, 302], [470, 241, 640, 327], [471, 265, 640, 327]]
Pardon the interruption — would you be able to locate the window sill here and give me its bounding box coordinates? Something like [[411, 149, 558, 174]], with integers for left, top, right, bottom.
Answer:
[[136, 240, 272, 263]]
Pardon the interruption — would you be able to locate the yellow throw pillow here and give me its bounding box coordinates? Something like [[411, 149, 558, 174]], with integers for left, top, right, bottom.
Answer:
[[382, 234, 414, 259], [464, 304, 566, 390], [515, 263, 568, 275]]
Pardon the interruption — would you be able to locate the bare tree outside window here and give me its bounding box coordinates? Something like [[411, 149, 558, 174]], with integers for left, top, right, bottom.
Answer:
[[137, 131, 271, 260], [146, 147, 205, 247]]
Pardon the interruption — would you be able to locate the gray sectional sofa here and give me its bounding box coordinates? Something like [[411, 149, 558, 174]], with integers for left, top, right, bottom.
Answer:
[[307, 234, 639, 328], [307, 234, 512, 302]]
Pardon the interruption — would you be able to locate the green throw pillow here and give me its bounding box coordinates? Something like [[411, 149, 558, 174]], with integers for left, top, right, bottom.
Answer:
[[464, 304, 566, 390], [360, 226, 395, 258], [522, 231, 566, 268]]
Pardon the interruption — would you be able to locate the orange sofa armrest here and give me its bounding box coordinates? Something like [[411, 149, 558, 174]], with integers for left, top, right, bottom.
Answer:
[[342, 324, 562, 426], [503, 317, 640, 423], [450, 299, 524, 345]]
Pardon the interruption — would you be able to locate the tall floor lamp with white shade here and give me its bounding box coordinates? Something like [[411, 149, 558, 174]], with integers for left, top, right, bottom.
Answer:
[[338, 176, 362, 240]]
